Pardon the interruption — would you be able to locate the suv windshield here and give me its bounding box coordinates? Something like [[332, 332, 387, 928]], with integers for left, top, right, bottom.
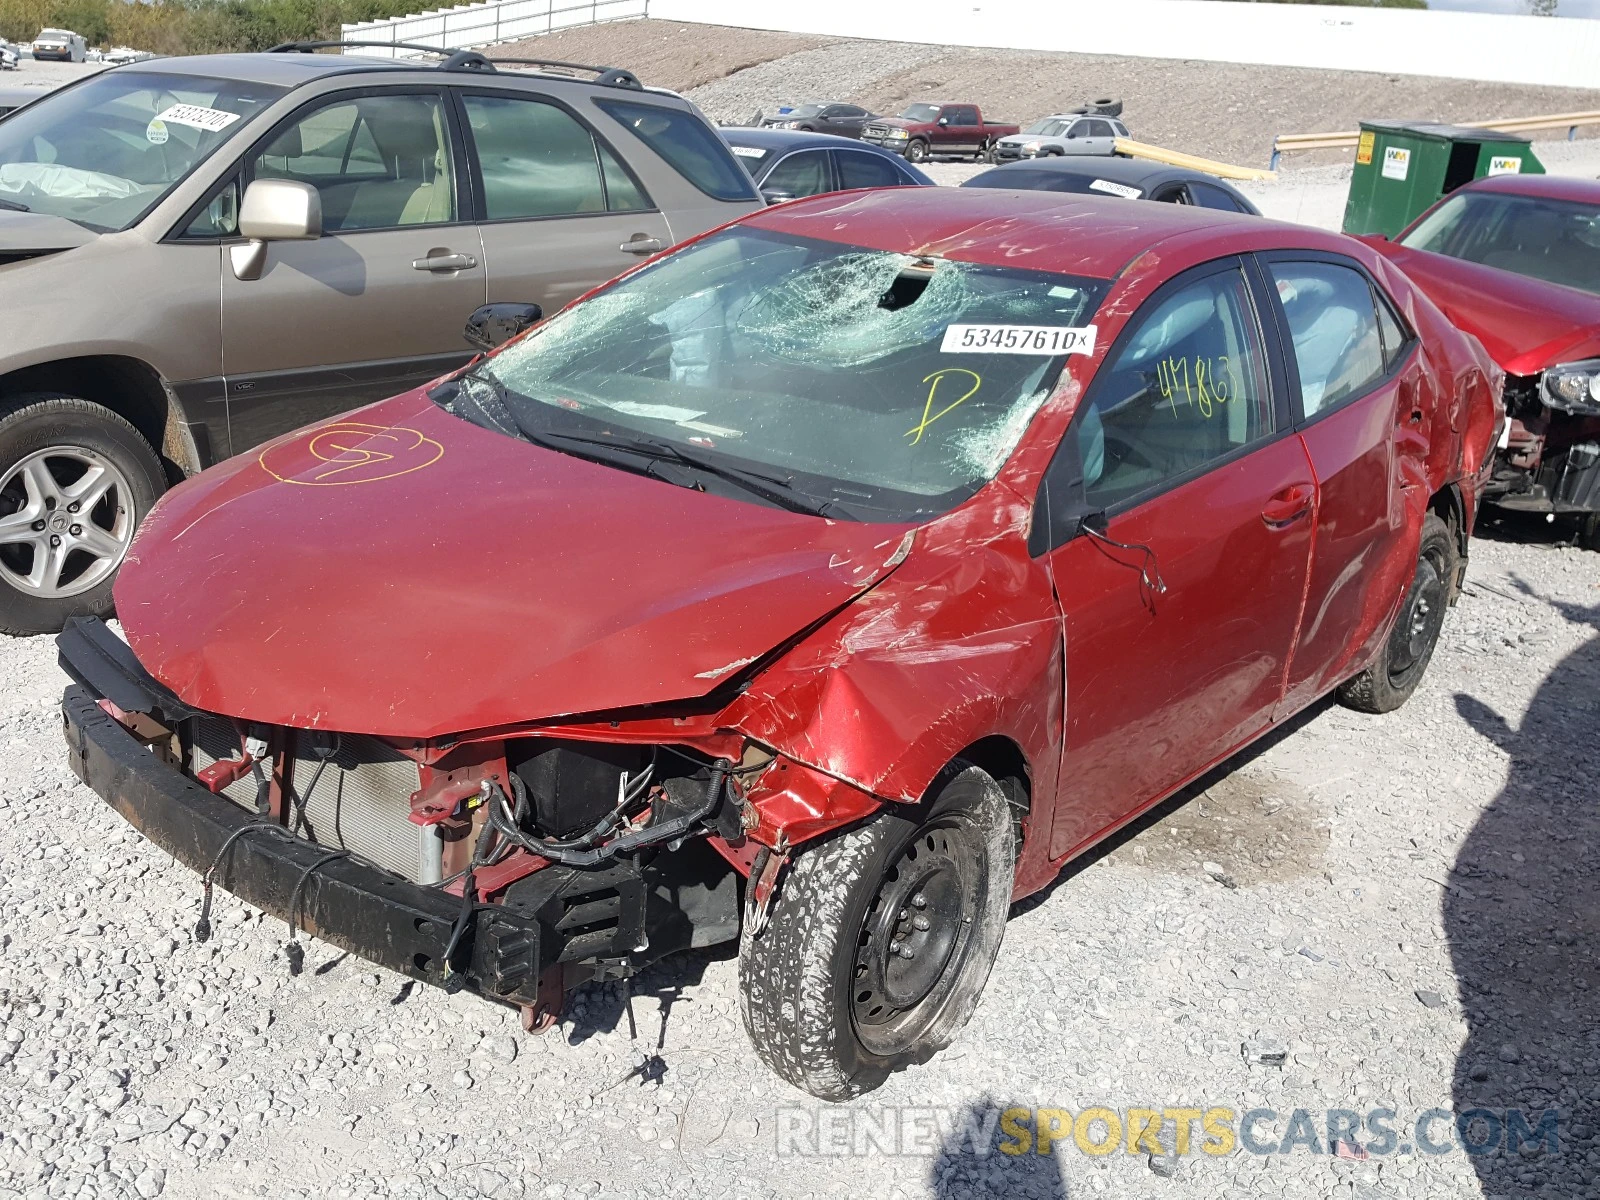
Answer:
[[1401, 189, 1600, 298], [443, 227, 1107, 522], [900, 105, 942, 122], [1022, 119, 1067, 137], [0, 70, 282, 232]]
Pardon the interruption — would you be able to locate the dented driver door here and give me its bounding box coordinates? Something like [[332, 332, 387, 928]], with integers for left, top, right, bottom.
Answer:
[[1039, 261, 1316, 861]]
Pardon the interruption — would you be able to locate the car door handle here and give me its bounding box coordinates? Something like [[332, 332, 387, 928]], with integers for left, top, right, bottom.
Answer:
[[1262, 483, 1315, 528], [620, 236, 664, 255], [412, 251, 477, 272]]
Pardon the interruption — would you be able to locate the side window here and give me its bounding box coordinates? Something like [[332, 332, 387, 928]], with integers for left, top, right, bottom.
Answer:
[[183, 177, 240, 238], [1188, 181, 1245, 212], [1069, 121, 1092, 140], [596, 98, 757, 203], [1087, 120, 1116, 139], [598, 140, 651, 211], [763, 150, 831, 198], [950, 107, 977, 126], [1113, 121, 1130, 138], [835, 150, 905, 191], [251, 92, 456, 233], [1375, 289, 1412, 371], [462, 94, 608, 219], [1076, 267, 1274, 510], [1268, 262, 1386, 417]]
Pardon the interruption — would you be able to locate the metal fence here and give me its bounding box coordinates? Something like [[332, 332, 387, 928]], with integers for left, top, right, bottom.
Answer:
[[340, 0, 648, 57]]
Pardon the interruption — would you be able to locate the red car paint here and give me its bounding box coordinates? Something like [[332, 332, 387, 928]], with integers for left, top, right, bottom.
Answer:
[[113, 187, 1499, 905], [1363, 175, 1600, 376]]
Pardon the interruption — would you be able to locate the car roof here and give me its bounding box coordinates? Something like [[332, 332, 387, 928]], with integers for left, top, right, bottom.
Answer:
[[105, 52, 414, 87], [745, 186, 1338, 281], [724, 127, 895, 152], [1459, 172, 1600, 205], [972, 156, 1207, 189]]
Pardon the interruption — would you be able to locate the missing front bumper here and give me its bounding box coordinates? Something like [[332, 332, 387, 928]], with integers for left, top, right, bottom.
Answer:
[[61, 686, 545, 1003]]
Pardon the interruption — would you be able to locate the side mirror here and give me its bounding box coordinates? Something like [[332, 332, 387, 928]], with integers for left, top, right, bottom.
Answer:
[[230, 179, 321, 281], [464, 302, 542, 352], [761, 188, 797, 206], [937, 117, 950, 126], [1077, 510, 1109, 540]]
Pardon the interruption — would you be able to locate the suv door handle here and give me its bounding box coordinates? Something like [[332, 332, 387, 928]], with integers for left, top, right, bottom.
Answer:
[[620, 236, 663, 255], [412, 251, 477, 272], [1262, 483, 1315, 528]]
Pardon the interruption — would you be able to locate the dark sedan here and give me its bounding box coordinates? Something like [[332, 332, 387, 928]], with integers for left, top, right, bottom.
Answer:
[[757, 101, 875, 138], [963, 155, 1261, 216], [723, 127, 934, 202]]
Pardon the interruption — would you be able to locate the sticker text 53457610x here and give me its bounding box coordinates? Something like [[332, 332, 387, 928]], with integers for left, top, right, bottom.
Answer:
[[942, 325, 1098, 356]]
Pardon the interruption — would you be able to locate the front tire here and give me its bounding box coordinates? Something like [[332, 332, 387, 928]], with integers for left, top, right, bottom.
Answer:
[[0, 394, 164, 635], [1337, 513, 1454, 714], [905, 138, 930, 164], [739, 763, 1015, 1100]]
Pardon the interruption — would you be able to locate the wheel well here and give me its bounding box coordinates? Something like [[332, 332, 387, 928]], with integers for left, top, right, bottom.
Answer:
[[954, 736, 1031, 854], [0, 356, 198, 481], [1428, 484, 1466, 554]]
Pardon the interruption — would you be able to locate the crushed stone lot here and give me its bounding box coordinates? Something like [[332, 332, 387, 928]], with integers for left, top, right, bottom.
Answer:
[[509, 19, 1600, 166], [0, 514, 1596, 1200]]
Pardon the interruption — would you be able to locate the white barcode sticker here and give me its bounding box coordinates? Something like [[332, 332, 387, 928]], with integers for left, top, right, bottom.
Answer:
[[154, 103, 241, 134], [730, 145, 765, 158], [941, 324, 1098, 356], [1088, 179, 1141, 200]]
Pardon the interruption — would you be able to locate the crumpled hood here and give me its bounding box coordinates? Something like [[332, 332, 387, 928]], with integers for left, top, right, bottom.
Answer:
[[1369, 239, 1600, 376], [115, 391, 913, 739], [0, 209, 97, 254]]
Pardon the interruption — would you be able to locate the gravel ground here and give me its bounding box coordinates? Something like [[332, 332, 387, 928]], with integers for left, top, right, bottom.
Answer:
[[0, 513, 1596, 1200], [505, 19, 1600, 168]]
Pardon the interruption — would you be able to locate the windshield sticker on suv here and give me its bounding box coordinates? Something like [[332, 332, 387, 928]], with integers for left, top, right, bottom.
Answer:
[[154, 103, 241, 134], [145, 118, 168, 145], [941, 324, 1098, 356], [1089, 179, 1142, 200]]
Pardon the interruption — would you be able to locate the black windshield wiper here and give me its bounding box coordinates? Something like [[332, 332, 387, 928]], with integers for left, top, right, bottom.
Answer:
[[0, 197, 30, 212], [532, 429, 838, 518]]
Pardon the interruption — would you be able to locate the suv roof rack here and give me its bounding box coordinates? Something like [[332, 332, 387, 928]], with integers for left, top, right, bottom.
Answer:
[[266, 40, 643, 89]]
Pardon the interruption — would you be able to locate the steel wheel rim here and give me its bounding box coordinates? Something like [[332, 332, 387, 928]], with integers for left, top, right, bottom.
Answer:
[[852, 817, 982, 1055], [1388, 550, 1446, 683], [0, 446, 136, 599]]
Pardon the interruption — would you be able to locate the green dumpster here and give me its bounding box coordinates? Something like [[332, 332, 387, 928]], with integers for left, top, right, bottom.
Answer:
[[1341, 120, 1546, 238]]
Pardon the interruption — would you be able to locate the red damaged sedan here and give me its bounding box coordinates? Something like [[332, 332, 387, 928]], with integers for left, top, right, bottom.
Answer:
[[59, 188, 1501, 1100]]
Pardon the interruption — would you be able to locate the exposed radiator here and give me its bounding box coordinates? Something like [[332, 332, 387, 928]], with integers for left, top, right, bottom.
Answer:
[[189, 721, 442, 885]]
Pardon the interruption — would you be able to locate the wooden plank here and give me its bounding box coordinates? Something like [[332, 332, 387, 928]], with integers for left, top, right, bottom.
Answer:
[[1114, 138, 1277, 182]]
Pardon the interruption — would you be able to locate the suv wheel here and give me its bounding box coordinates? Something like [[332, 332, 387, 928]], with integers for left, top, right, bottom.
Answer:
[[0, 394, 165, 635], [905, 138, 930, 164], [739, 763, 1014, 1100]]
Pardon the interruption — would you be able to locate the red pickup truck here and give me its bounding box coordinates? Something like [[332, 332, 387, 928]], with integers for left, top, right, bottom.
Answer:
[[860, 102, 1020, 163]]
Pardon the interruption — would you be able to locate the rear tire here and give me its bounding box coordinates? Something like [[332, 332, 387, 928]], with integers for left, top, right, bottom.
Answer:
[[1337, 513, 1454, 714], [0, 393, 165, 636], [739, 763, 1015, 1100], [905, 138, 930, 164]]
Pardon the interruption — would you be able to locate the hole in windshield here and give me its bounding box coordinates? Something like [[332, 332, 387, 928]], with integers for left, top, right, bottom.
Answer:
[[440, 228, 1108, 522]]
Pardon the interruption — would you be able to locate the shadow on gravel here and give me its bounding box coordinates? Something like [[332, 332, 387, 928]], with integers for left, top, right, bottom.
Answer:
[[562, 944, 735, 1049], [928, 1099, 1069, 1199], [1013, 695, 1334, 918], [1449, 594, 1599, 1196]]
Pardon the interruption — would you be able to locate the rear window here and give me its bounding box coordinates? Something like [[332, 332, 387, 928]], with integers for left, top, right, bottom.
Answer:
[[963, 168, 1125, 196], [597, 99, 757, 203]]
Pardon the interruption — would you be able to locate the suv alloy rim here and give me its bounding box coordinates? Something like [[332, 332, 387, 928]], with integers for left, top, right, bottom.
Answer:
[[0, 446, 136, 598]]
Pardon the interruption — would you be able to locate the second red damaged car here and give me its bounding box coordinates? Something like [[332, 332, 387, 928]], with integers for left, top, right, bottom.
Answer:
[[60, 188, 1501, 1100]]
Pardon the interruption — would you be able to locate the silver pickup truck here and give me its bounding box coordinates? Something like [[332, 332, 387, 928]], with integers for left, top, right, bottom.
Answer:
[[991, 111, 1130, 163]]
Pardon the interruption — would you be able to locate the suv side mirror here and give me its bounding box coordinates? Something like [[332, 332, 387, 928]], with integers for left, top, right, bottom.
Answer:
[[937, 117, 950, 126], [464, 302, 542, 352], [230, 179, 321, 281]]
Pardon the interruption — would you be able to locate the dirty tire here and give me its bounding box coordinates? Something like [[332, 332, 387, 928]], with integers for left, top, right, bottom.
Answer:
[[980, 141, 996, 164], [905, 138, 930, 164], [1337, 513, 1455, 715], [0, 393, 164, 636], [739, 763, 1015, 1101]]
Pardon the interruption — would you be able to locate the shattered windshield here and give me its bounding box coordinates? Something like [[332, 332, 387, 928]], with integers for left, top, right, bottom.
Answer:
[[444, 227, 1106, 522], [1401, 190, 1600, 297], [0, 70, 282, 232]]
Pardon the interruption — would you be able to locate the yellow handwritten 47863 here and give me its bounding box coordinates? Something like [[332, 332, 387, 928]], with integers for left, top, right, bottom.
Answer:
[[1157, 356, 1240, 419]]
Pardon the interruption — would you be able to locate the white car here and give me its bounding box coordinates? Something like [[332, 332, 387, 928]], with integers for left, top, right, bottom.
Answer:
[[992, 112, 1130, 162], [30, 28, 86, 62], [1, 42, 18, 70]]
